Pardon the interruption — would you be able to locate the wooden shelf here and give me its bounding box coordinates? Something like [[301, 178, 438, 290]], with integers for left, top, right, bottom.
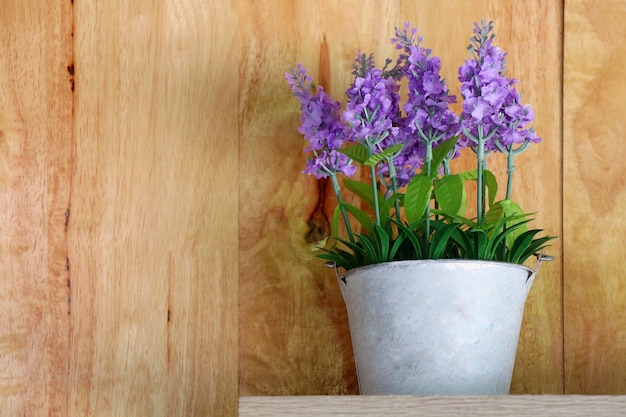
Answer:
[[240, 395, 626, 416]]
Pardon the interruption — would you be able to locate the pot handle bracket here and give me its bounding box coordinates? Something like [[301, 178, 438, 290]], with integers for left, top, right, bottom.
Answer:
[[526, 251, 554, 295], [326, 261, 348, 302]]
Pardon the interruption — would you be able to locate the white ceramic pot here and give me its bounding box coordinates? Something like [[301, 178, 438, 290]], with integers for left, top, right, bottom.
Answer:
[[337, 259, 544, 395]]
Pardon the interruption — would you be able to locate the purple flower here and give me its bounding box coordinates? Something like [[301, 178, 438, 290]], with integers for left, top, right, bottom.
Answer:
[[298, 89, 344, 151], [392, 23, 463, 181], [458, 20, 541, 151], [303, 150, 356, 180], [342, 54, 401, 146], [390, 136, 426, 184], [342, 53, 419, 187], [285, 64, 356, 179]]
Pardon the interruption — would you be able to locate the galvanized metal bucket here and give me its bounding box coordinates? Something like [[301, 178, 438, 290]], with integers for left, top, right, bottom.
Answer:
[[336, 258, 547, 395]]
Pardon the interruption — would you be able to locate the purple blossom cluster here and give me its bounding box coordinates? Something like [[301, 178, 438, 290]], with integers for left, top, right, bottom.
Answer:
[[458, 20, 540, 151], [392, 23, 463, 180], [286, 20, 540, 186], [285, 64, 356, 179], [342, 54, 401, 147]]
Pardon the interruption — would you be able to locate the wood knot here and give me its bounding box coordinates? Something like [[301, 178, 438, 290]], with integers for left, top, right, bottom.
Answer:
[[305, 178, 330, 246]]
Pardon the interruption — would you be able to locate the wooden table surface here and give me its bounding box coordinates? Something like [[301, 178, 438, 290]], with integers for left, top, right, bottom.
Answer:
[[239, 395, 626, 416]]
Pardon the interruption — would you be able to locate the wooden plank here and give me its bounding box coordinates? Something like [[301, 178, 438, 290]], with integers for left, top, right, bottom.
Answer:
[[238, 0, 404, 396], [69, 1, 238, 415], [239, 0, 562, 396], [239, 395, 626, 417], [157, 4, 238, 414], [563, 0, 626, 394], [396, 0, 564, 394], [0, 1, 73, 415]]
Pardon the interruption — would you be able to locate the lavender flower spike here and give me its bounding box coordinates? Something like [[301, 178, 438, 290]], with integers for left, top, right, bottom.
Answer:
[[342, 54, 402, 225], [458, 20, 542, 216], [394, 23, 462, 177], [342, 54, 401, 148], [458, 20, 541, 151], [285, 64, 356, 179]]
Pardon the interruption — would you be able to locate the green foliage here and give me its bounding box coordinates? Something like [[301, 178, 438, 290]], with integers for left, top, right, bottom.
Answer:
[[434, 174, 465, 216], [404, 175, 432, 224], [424, 136, 458, 177], [320, 138, 555, 271], [343, 179, 393, 230], [340, 143, 403, 166]]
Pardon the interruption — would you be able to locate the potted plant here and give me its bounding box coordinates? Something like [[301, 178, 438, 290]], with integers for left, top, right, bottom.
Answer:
[[285, 20, 554, 395]]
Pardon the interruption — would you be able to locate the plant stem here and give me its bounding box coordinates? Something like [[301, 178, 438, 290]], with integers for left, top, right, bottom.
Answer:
[[370, 164, 381, 226], [329, 173, 355, 243], [386, 156, 402, 222], [506, 150, 515, 200], [366, 142, 381, 226], [476, 126, 486, 225], [424, 140, 433, 256], [500, 139, 530, 200]]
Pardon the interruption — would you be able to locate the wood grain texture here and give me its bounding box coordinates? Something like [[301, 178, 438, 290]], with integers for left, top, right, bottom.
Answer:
[[0, 1, 73, 415], [240, 395, 626, 417], [69, 1, 238, 415], [395, 1, 564, 395], [239, 0, 563, 396], [9, 0, 626, 411], [563, 0, 626, 394]]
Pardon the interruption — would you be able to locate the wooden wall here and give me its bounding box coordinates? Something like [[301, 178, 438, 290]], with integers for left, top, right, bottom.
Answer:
[[1, 0, 238, 416], [563, 0, 626, 394], [240, 0, 564, 397], [0, 1, 73, 414], [0, 0, 624, 416]]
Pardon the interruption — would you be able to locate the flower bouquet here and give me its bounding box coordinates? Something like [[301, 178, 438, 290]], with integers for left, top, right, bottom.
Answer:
[[286, 20, 554, 272]]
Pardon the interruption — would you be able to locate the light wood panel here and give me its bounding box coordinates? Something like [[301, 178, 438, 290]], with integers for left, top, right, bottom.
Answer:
[[0, 1, 73, 415], [563, 0, 626, 394], [10, 0, 626, 411], [398, 1, 564, 394], [68, 1, 238, 415], [240, 396, 626, 417], [239, 0, 563, 396]]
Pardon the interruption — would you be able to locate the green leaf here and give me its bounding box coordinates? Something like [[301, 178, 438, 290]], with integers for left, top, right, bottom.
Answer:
[[389, 233, 407, 260], [483, 219, 531, 260], [485, 199, 531, 248], [356, 234, 380, 263], [373, 223, 390, 262], [434, 174, 466, 216], [317, 252, 354, 271], [391, 218, 426, 259], [473, 230, 488, 260], [484, 170, 498, 207], [485, 199, 525, 221], [331, 204, 341, 238], [342, 203, 374, 235], [364, 143, 403, 167], [457, 168, 498, 208], [431, 209, 478, 229], [426, 136, 459, 177], [343, 179, 391, 221], [450, 227, 475, 259], [508, 229, 554, 264], [457, 169, 477, 182], [404, 175, 433, 224], [514, 236, 554, 264], [429, 223, 461, 259], [339, 144, 369, 164], [336, 236, 369, 264]]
